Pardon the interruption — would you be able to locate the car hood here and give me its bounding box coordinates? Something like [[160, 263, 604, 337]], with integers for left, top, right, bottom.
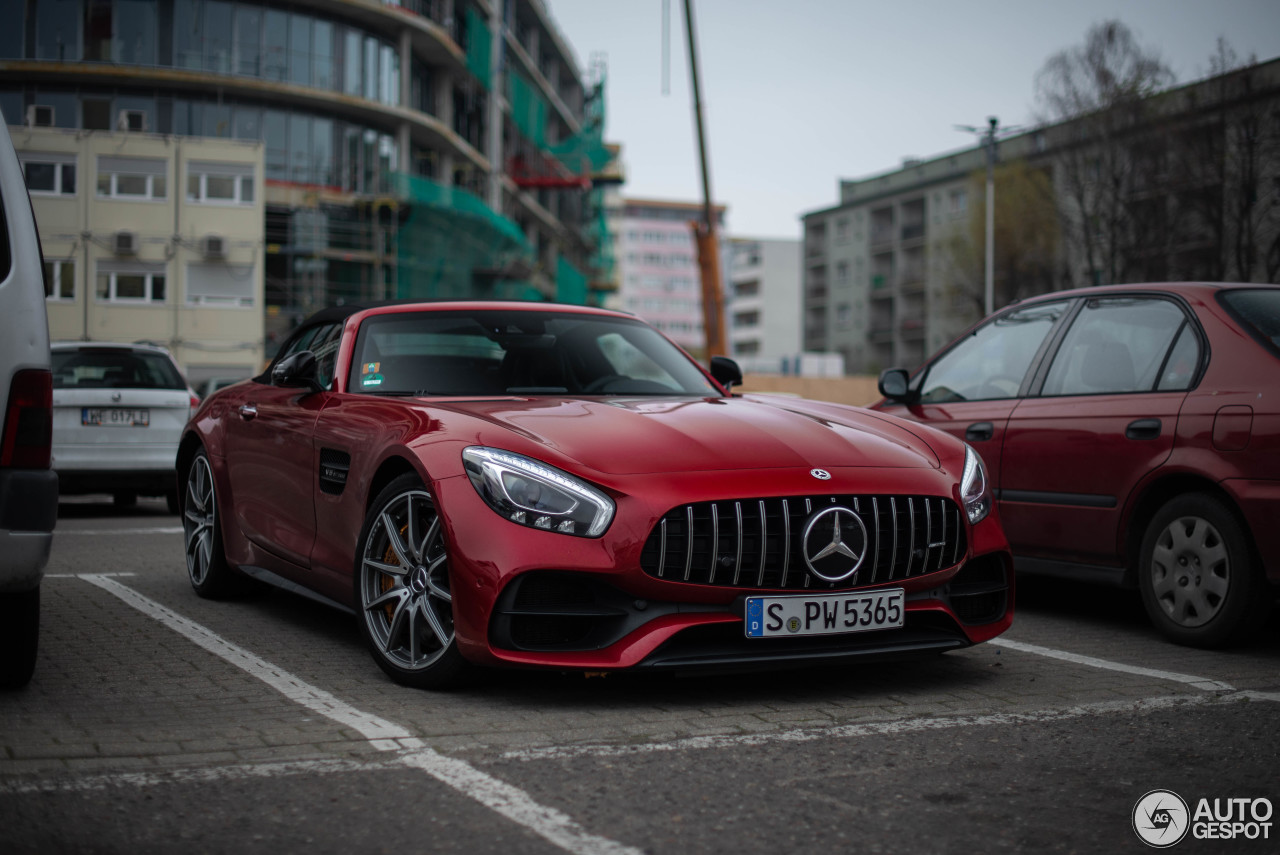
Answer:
[[431, 394, 943, 476]]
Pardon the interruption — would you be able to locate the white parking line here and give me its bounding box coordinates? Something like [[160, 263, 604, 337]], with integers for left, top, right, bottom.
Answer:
[[499, 692, 1248, 763], [57, 527, 183, 536], [80, 574, 642, 855], [990, 637, 1235, 691]]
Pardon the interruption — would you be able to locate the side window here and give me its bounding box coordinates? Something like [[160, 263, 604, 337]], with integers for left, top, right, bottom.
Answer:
[[1041, 298, 1191, 396], [918, 302, 1066, 404], [310, 323, 342, 389]]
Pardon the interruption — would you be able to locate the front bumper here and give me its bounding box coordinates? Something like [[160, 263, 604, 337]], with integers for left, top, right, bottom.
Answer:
[[433, 470, 1014, 673]]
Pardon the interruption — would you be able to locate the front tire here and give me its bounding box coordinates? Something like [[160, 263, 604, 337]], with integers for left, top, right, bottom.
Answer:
[[355, 474, 467, 689], [1138, 494, 1270, 648], [182, 448, 243, 598]]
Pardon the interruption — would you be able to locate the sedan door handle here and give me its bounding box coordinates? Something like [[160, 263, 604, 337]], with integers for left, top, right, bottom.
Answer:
[[965, 422, 995, 442], [238, 404, 258, 421], [1125, 418, 1162, 440]]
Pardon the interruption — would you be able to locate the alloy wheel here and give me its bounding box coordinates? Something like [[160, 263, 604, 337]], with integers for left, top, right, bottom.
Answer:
[[358, 489, 454, 671], [183, 454, 218, 587]]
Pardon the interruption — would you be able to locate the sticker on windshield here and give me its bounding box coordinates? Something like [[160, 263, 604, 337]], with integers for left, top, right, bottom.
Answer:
[[361, 373, 383, 387], [362, 362, 380, 374]]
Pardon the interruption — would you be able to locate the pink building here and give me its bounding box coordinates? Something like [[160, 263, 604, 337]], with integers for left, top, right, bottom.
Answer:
[[617, 197, 727, 354]]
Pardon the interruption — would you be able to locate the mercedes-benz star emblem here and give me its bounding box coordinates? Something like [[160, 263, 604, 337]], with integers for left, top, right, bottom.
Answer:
[[802, 506, 868, 582], [810, 468, 832, 480]]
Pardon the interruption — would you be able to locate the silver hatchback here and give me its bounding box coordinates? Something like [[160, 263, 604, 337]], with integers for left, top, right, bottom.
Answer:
[[51, 342, 197, 510]]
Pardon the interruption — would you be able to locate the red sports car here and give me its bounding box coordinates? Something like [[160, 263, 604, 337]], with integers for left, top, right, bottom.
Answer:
[[875, 282, 1280, 648], [179, 302, 1012, 688]]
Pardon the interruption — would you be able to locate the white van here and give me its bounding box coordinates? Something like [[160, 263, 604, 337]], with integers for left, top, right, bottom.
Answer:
[[0, 112, 57, 689]]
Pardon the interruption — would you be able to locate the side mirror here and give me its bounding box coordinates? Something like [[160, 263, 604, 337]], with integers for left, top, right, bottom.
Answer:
[[710, 356, 743, 392], [877, 368, 914, 403], [272, 351, 324, 394]]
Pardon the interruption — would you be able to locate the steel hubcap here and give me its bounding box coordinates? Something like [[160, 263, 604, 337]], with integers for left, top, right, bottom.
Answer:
[[1150, 515, 1229, 628]]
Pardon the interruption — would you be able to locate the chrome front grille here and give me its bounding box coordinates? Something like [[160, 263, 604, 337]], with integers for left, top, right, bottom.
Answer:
[[639, 495, 967, 590]]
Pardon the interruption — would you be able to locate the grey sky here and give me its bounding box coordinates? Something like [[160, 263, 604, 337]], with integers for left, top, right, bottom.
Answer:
[[545, 0, 1280, 239]]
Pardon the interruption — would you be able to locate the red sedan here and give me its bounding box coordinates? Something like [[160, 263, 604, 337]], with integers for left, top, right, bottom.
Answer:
[[180, 302, 1012, 688], [876, 283, 1279, 648]]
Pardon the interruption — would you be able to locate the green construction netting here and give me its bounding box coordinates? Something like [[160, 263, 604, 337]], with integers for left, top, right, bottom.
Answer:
[[507, 68, 614, 178], [465, 5, 492, 90], [556, 256, 587, 304], [392, 173, 534, 300]]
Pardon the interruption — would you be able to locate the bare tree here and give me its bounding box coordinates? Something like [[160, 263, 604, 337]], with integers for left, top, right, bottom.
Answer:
[[1034, 20, 1175, 286]]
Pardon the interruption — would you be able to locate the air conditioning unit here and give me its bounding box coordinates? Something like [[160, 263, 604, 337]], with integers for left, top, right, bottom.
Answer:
[[26, 105, 55, 127], [117, 110, 146, 132], [113, 231, 138, 256], [200, 235, 227, 260]]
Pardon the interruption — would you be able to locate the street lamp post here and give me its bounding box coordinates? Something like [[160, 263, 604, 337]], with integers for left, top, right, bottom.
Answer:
[[956, 116, 1017, 317]]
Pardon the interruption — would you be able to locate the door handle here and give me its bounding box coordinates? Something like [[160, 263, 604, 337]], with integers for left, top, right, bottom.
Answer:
[[1125, 418, 1161, 440], [238, 403, 258, 421], [965, 422, 995, 442]]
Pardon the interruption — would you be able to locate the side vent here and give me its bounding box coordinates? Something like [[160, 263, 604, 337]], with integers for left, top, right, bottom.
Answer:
[[113, 231, 137, 256], [27, 105, 55, 127], [201, 235, 226, 260], [318, 448, 351, 495]]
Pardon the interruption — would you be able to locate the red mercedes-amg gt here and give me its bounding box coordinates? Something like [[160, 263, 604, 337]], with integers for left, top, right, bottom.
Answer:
[[178, 302, 1013, 688]]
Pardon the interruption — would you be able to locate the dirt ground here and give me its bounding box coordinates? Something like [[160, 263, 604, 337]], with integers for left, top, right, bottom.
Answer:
[[736, 374, 882, 407]]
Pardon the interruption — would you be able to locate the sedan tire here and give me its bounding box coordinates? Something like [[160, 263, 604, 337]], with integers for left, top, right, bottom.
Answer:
[[1139, 493, 1270, 648], [355, 474, 467, 689]]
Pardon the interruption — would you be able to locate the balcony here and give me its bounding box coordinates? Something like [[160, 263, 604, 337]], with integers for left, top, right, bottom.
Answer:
[[899, 316, 926, 339]]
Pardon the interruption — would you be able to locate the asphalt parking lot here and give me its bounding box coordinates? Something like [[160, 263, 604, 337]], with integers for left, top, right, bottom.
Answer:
[[2, 497, 1278, 854]]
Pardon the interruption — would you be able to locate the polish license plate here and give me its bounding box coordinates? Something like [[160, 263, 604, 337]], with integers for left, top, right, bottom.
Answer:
[[83, 408, 150, 427], [745, 588, 905, 638]]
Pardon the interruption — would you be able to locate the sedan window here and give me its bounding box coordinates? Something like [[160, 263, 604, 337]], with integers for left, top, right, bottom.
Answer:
[[1219, 289, 1280, 358], [1041, 298, 1192, 396], [918, 302, 1066, 403]]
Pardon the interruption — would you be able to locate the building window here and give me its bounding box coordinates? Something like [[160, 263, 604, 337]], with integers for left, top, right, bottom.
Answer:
[[837, 303, 853, 329], [186, 263, 256, 307], [187, 162, 255, 204], [97, 156, 167, 200], [96, 263, 167, 303], [949, 189, 967, 217], [21, 154, 76, 195], [836, 217, 850, 245], [733, 310, 760, 329], [44, 259, 75, 301]]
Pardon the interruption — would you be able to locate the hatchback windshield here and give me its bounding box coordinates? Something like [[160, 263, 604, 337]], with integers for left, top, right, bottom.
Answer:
[[52, 348, 186, 390], [347, 310, 722, 397]]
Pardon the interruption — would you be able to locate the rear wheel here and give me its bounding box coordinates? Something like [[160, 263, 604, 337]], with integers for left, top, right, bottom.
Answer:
[[355, 474, 467, 689], [0, 587, 39, 689], [182, 448, 243, 598], [1139, 494, 1270, 648]]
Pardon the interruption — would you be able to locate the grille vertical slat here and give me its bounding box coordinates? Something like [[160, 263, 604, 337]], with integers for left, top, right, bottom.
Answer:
[[780, 499, 791, 587], [683, 506, 694, 582], [709, 504, 720, 584], [642, 494, 966, 591]]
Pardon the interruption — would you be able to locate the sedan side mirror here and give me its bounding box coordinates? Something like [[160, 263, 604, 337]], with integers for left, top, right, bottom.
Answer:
[[710, 356, 743, 392], [878, 368, 915, 403], [272, 351, 324, 394]]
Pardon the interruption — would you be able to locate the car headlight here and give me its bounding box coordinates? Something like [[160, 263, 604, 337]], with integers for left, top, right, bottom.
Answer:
[[462, 447, 614, 538], [960, 445, 991, 525]]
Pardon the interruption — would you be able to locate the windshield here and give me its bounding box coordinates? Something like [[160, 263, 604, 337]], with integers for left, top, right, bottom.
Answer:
[[347, 310, 722, 397], [52, 348, 186, 390]]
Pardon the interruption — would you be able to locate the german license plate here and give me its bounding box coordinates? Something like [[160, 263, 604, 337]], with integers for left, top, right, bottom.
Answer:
[[82, 408, 150, 427], [745, 588, 905, 638]]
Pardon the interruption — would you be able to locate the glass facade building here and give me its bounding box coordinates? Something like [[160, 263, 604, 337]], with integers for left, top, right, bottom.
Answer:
[[2, 0, 616, 330]]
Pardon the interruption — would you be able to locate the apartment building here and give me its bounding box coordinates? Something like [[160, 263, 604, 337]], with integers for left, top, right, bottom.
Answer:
[[17, 125, 265, 383], [726, 237, 803, 369], [616, 197, 725, 355]]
